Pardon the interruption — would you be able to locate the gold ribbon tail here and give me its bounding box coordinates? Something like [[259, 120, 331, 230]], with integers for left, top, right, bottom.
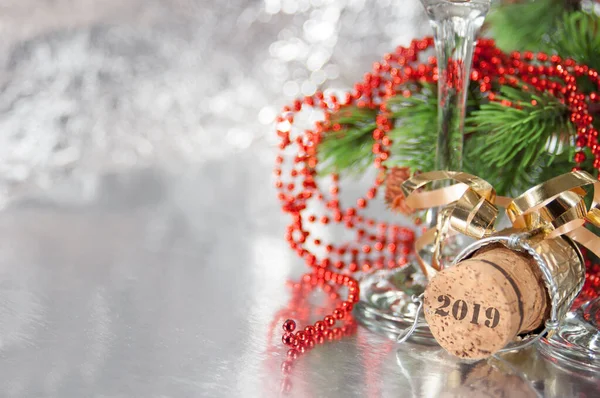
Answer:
[[567, 226, 600, 259]]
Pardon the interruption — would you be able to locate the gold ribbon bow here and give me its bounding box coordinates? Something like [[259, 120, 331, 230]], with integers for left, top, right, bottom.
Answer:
[[401, 170, 600, 279]]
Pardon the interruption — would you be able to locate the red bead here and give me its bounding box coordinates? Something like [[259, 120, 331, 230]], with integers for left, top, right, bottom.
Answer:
[[287, 349, 299, 360], [333, 309, 345, 319], [314, 321, 326, 332], [333, 211, 342, 222], [281, 360, 293, 374], [315, 333, 325, 344], [324, 315, 335, 327], [283, 319, 296, 333], [296, 331, 307, 342], [574, 151, 586, 163], [304, 325, 316, 336], [282, 333, 296, 346], [333, 328, 343, 339], [324, 330, 334, 341]]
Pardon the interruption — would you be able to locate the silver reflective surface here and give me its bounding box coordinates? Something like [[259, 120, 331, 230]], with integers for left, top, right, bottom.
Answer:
[[0, 1, 598, 397], [539, 297, 600, 375], [1, 167, 599, 397]]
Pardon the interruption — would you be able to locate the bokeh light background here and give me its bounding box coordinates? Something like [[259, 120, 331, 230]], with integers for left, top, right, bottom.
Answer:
[[0, 0, 428, 206]]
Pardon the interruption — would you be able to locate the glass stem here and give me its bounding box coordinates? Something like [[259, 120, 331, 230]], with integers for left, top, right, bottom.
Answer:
[[421, 0, 489, 226], [433, 13, 478, 171]]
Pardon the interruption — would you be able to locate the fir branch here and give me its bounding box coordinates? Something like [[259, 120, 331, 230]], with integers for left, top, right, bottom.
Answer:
[[318, 84, 441, 176], [464, 85, 574, 195], [485, 0, 567, 52], [386, 84, 439, 173], [317, 82, 579, 196], [317, 106, 377, 176], [550, 11, 600, 73]]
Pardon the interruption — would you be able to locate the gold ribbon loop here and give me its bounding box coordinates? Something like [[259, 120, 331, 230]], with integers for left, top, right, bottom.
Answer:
[[506, 171, 592, 220], [401, 171, 498, 277], [402, 170, 600, 279], [449, 188, 498, 239], [402, 171, 495, 210], [401, 170, 497, 238]]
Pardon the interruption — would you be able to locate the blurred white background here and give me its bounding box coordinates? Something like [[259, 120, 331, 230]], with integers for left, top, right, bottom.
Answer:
[[0, 0, 428, 207]]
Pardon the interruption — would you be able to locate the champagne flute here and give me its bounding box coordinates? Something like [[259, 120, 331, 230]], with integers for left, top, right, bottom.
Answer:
[[355, 0, 490, 339]]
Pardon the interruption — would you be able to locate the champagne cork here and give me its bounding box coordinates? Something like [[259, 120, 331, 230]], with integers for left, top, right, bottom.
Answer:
[[423, 243, 550, 359]]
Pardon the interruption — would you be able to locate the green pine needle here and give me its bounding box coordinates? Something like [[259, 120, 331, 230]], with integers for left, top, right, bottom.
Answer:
[[485, 0, 566, 52], [550, 11, 600, 73], [386, 85, 438, 173], [317, 82, 577, 196], [317, 106, 377, 176], [464, 85, 574, 195]]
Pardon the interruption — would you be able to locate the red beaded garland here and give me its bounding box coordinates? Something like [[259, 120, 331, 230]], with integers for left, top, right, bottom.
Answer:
[[274, 36, 600, 348]]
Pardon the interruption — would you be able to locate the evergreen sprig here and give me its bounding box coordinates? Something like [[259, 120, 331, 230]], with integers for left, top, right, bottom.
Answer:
[[551, 11, 600, 71], [386, 84, 439, 173], [317, 107, 377, 176], [464, 85, 574, 195], [485, 0, 567, 52], [318, 82, 574, 196]]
